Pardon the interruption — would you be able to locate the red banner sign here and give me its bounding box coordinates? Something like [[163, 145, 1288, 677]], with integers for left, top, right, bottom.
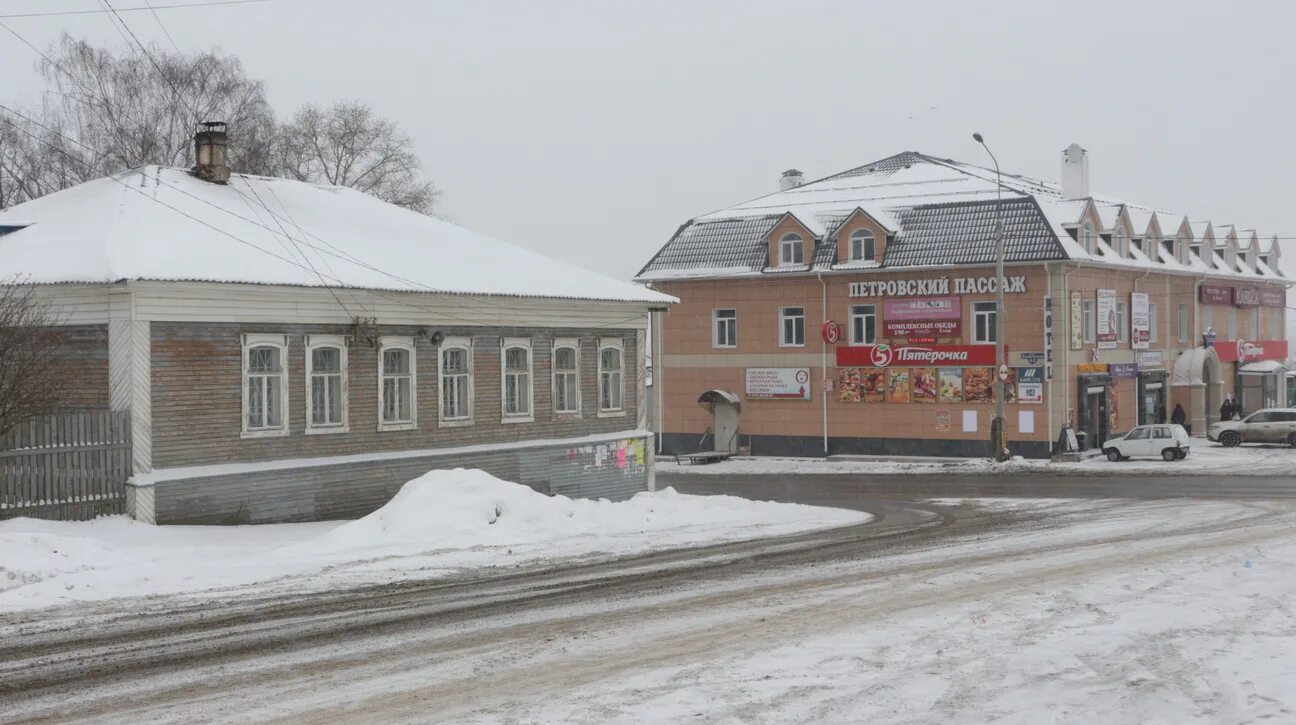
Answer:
[[836, 344, 1002, 368], [1260, 287, 1286, 308], [1214, 339, 1289, 363], [1201, 284, 1286, 308], [1200, 285, 1233, 305], [883, 320, 961, 338]]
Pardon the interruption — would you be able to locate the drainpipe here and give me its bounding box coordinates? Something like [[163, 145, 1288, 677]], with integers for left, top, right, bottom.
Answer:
[[818, 271, 829, 456], [1061, 262, 1082, 436]]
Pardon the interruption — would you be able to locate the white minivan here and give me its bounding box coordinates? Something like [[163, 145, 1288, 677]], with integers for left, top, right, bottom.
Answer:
[[1101, 424, 1191, 462]]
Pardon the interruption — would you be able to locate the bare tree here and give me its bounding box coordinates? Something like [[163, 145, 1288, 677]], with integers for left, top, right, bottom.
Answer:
[[274, 101, 439, 215], [0, 280, 65, 438]]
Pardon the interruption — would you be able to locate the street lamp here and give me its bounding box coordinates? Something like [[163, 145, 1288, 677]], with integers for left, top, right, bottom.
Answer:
[[973, 132, 1008, 462]]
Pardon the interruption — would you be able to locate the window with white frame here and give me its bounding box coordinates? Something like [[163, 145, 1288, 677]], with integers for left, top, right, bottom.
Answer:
[[779, 306, 805, 347], [1116, 301, 1128, 343], [305, 335, 347, 433], [778, 233, 804, 266], [1083, 300, 1096, 343], [242, 334, 289, 437], [378, 337, 415, 430], [1178, 303, 1189, 342], [1115, 230, 1128, 257], [973, 301, 997, 343], [849, 229, 876, 262], [439, 338, 472, 424], [1082, 222, 1095, 254], [552, 340, 579, 415], [1273, 309, 1283, 341], [713, 309, 736, 348], [1149, 302, 1158, 344], [1227, 308, 1238, 340], [598, 339, 624, 414], [849, 304, 876, 345], [501, 339, 533, 421], [1250, 307, 1260, 339]]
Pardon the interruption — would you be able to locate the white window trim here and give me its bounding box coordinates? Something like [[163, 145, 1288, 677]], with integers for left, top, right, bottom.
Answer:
[[779, 306, 806, 348], [1178, 303, 1189, 342], [377, 336, 416, 432], [778, 233, 804, 266], [1149, 302, 1159, 344], [438, 336, 474, 428], [1116, 302, 1129, 343], [1227, 308, 1238, 340], [552, 338, 581, 417], [972, 301, 998, 345], [304, 334, 349, 435], [597, 337, 627, 418], [1250, 307, 1260, 340], [712, 308, 737, 349], [1083, 300, 1096, 344], [500, 337, 535, 424], [241, 333, 290, 439], [849, 229, 876, 262], [849, 304, 876, 345]]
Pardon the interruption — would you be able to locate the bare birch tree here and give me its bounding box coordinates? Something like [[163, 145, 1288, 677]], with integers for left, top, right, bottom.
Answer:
[[0, 280, 65, 438], [274, 101, 439, 215]]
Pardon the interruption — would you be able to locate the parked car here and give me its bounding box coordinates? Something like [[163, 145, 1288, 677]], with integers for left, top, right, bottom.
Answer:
[[1101, 424, 1191, 462], [1208, 408, 1296, 447]]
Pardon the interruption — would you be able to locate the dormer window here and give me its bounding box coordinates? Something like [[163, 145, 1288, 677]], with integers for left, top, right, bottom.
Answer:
[[1132, 236, 1143, 255], [779, 233, 804, 265], [849, 229, 876, 262], [1113, 230, 1128, 258], [1081, 222, 1095, 254]]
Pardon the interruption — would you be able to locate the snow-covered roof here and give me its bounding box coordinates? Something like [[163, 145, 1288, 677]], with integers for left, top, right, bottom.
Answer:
[[636, 151, 1287, 283], [0, 166, 674, 305]]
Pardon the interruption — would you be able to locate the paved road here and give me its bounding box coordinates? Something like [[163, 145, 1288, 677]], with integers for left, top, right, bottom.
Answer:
[[662, 471, 1296, 501]]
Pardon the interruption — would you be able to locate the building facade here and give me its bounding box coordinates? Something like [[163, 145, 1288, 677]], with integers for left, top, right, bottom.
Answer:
[[638, 148, 1289, 458], [0, 139, 672, 523]]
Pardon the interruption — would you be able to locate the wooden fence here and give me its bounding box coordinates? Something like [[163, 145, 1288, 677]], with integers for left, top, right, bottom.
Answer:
[[0, 410, 132, 521]]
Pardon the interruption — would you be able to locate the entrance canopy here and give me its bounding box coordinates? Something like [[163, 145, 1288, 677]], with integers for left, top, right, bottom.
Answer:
[[697, 389, 741, 411], [1172, 347, 1222, 386], [1239, 360, 1287, 375]]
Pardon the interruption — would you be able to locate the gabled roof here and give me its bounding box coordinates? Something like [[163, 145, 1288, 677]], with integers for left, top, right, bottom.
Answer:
[[0, 166, 672, 304]]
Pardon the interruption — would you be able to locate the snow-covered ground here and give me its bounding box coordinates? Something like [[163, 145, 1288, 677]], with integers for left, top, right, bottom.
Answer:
[[0, 468, 868, 612], [663, 440, 1296, 477]]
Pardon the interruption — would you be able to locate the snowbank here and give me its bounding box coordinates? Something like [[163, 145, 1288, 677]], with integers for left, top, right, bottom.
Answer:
[[0, 469, 868, 612]]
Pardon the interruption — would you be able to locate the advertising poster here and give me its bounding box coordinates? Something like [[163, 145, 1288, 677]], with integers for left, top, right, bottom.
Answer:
[[1096, 289, 1118, 349], [884, 297, 962, 320], [964, 367, 994, 403], [1003, 367, 1018, 404], [935, 409, 951, 432], [1131, 292, 1150, 350], [838, 368, 861, 403], [886, 369, 911, 403], [912, 367, 938, 403], [745, 368, 812, 400], [938, 368, 963, 402], [1016, 367, 1044, 404], [1070, 291, 1083, 350], [859, 368, 886, 403]]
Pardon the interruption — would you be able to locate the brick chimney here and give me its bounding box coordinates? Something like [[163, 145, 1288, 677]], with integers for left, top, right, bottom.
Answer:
[[193, 121, 230, 184]]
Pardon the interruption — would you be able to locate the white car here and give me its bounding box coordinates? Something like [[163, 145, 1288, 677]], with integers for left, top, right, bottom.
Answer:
[[1207, 408, 1296, 447], [1101, 424, 1191, 462]]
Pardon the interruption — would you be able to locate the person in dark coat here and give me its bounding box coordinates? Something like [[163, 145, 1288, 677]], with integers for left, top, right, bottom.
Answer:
[[1171, 403, 1186, 427], [1219, 397, 1234, 423]]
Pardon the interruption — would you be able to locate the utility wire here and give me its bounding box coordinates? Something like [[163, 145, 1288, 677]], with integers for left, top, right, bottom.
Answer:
[[0, 1, 270, 20], [100, 0, 202, 123], [144, 0, 183, 55]]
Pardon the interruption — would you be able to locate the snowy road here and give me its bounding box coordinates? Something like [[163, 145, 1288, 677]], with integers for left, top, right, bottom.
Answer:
[[3, 494, 1293, 723]]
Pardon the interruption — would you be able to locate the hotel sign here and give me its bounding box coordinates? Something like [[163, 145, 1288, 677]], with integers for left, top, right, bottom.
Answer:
[[850, 275, 1027, 298]]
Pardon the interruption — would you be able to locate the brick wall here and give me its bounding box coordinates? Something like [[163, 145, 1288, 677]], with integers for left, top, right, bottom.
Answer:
[[150, 323, 639, 469]]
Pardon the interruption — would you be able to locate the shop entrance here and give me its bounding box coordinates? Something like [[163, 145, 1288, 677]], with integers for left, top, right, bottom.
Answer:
[[1076, 374, 1111, 449], [697, 390, 741, 453], [1138, 371, 1167, 425]]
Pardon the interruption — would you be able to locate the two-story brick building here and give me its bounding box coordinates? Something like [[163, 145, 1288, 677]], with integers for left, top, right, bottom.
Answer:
[[0, 127, 674, 523], [637, 145, 1289, 458]]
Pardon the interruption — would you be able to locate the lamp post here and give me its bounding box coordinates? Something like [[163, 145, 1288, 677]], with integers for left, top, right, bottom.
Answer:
[[973, 132, 1008, 461]]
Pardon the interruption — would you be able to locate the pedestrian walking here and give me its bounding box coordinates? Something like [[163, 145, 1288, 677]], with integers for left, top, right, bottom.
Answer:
[[1220, 396, 1234, 423]]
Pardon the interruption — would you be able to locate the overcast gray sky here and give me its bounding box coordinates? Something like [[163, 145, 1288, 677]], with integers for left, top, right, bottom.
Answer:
[[3, 0, 1295, 282]]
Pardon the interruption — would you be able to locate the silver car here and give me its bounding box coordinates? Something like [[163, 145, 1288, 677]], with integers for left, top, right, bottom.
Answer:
[[1208, 408, 1296, 447]]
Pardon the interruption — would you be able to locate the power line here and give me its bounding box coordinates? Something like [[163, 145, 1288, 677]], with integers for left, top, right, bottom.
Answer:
[[0, 0, 269, 20], [144, 0, 183, 55], [100, 0, 201, 123]]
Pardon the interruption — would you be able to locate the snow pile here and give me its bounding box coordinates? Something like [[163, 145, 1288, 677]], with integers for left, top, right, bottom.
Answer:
[[0, 469, 868, 612]]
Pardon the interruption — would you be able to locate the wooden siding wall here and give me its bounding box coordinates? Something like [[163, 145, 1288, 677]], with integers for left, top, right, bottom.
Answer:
[[146, 435, 651, 525], [151, 323, 640, 469], [45, 325, 110, 408]]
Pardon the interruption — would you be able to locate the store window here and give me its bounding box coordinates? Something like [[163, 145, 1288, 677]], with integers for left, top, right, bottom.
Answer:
[[552, 340, 579, 416], [379, 337, 416, 431], [1083, 300, 1096, 343], [305, 335, 347, 433], [1202, 305, 1213, 335], [1178, 303, 1188, 342], [1250, 307, 1260, 339], [501, 338, 533, 422], [973, 301, 997, 344], [849, 229, 876, 262], [778, 233, 804, 266], [1116, 302, 1128, 343], [440, 338, 472, 425], [1227, 308, 1237, 340], [849, 304, 876, 345], [1149, 303, 1158, 344], [780, 306, 805, 347], [241, 333, 289, 437], [1273, 310, 1283, 341], [713, 309, 737, 348]]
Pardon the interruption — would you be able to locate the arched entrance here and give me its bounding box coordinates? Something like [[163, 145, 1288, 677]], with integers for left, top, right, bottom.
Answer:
[[1171, 347, 1222, 436], [697, 390, 741, 453]]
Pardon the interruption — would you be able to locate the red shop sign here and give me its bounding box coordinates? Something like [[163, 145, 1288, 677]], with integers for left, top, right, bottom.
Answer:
[[1260, 287, 1286, 308], [1233, 287, 1261, 307], [884, 320, 961, 338], [821, 320, 842, 344], [1215, 339, 1289, 363], [1199, 285, 1232, 305], [836, 344, 1003, 368]]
